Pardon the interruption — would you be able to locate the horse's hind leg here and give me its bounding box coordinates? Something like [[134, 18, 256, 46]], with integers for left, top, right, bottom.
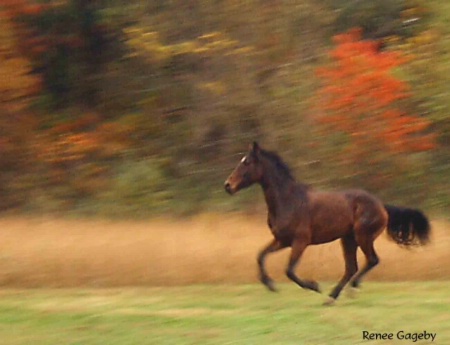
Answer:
[[350, 202, 387, 289], [257, 239, 287, 292], [327, 234, 358, 302], [350, 236, 380, 289], [286, 239, 321, 293]]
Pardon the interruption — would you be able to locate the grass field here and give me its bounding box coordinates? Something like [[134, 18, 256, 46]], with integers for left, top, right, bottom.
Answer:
[[0, 283, 448, 345], [0, 216, 448, 344]]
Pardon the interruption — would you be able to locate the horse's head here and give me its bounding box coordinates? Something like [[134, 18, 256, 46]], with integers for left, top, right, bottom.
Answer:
[[224, 142, 263, 195]]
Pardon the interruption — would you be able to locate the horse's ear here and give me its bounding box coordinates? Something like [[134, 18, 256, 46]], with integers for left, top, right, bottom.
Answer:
[[250, 141, 260, 153], [249, 141, 261, 161]]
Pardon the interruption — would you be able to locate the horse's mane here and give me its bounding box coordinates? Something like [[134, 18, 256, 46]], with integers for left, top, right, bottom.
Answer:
[[259, 148, 295, 181]]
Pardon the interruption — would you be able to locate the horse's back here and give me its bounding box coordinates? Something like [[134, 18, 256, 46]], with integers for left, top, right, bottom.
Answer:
[[343, 188, 383, 204], [307, 189, 387, 244]]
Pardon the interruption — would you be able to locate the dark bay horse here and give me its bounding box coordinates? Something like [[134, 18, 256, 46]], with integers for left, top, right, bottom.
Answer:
[[224, 142, 430, 304]]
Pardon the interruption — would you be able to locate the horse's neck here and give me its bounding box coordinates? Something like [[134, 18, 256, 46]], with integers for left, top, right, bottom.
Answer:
[[260, 170, 297, 218]]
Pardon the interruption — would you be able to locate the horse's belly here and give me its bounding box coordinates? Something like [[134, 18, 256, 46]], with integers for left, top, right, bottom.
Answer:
[[310, 229, 347, 244]]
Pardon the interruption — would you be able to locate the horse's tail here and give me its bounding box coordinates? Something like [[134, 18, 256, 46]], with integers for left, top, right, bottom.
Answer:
[[384, 205, 430, 246]]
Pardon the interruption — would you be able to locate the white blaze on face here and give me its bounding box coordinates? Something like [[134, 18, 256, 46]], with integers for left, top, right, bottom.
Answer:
[[240, 156, 247, 164]]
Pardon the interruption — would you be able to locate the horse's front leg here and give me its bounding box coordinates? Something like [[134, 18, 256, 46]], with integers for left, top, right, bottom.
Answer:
[[286, 238, 321, 293], [257, 239, 286, 292]]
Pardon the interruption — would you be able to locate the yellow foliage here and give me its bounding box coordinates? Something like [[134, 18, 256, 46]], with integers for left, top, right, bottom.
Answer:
[[384, 35, 401, 45], [124, 27, 254, 64], [171, 41, 199, 56], [198, 82, 227, 96], [198, 31, 223, 41]]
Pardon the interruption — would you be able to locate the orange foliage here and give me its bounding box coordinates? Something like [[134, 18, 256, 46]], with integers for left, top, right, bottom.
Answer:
[[38, 111, 133, 166], [36, 115, 135, 196], [0, 9, 41, 166], [2, 1, 58, 60], [316, 28, 435, 156], [39, 116, 132, 166]]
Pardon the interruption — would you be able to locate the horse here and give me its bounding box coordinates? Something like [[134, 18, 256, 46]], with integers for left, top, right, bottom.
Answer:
[[224, 142, 430, 305]]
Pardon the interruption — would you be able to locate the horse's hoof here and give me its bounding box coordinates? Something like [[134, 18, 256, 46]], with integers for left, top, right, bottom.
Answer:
[[346, 287, 359, 299], [262, 278, 278, 292], [307, 280, 321, 293], [323, 297, 336, 306], [267, 282, 278, 292], [266, 284, 278, 292]]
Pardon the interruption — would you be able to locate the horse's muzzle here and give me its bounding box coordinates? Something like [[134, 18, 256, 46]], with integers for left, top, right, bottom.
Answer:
[[224, 182, 234, 195]]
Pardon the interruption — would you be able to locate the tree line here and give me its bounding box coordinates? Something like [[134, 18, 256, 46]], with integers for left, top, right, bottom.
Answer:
[[0, 0, 448, 216]]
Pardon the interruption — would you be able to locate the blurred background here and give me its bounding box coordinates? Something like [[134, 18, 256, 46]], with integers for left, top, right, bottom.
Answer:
[[0, 0, 449, 218], [0, 0, 449, 293], [0, 5, 449, 345]]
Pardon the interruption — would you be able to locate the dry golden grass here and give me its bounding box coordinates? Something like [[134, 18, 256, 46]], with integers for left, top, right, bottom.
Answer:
[[0, 214, 448, 287]]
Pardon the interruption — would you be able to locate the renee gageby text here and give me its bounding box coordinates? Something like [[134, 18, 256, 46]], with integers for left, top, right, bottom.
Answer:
[[362, 331, 436, 342]]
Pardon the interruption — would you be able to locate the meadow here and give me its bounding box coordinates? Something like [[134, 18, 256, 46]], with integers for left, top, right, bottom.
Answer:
[[0, 216, 448, 344], [0, 283, 448, 345]]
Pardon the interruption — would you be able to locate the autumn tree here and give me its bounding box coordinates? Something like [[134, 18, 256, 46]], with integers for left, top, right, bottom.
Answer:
[[3, 0, 112, 108], [315, 28, 436, 190], [0, 9, 41, 208]]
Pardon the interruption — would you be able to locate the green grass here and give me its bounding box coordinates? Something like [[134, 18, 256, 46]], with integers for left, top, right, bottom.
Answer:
[[0, 282, 448, 345]]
